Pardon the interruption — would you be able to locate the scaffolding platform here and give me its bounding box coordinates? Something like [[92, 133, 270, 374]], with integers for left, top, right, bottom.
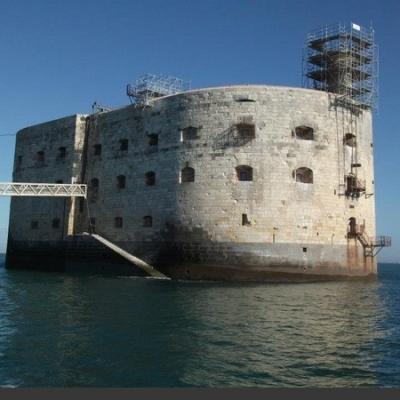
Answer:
[[303, 22, 378, 111], [127, 73, 190, 105]]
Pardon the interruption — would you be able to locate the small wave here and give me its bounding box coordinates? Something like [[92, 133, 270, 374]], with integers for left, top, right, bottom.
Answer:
[[116, 275, 171, 281]]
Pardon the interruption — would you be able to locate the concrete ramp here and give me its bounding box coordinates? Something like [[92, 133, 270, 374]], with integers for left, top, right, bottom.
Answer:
[[88, 233, 169, 279]]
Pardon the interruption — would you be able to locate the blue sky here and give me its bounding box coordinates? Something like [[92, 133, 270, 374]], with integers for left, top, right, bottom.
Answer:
[[0, 0, 399, 262]]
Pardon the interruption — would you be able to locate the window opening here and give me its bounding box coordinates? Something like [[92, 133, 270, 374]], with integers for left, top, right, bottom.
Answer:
[[143, 216, 153, 227], [294, 167, 313, 184], [148, 134, 159, 146], [57, 147, 67, 159], [344, 133, 356, 147], [236, 165, 253, 181], [145, 171, 156, 186], [242, 214, 251, 226], [117, 175, 126, 189], [236, 123, 255, 140], [31, 220, 39, 229], [294, 126, 314, 140], [181, 126, 199, 141], [115, 217, 123, 228], [119, 139, 128, 151], [36, 151, 45, 163], [181, 167, 195, 183], [94, 144, 102, 155]]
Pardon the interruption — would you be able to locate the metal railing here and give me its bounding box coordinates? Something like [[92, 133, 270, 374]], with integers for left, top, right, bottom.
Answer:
[[370, 236, 391, 248]]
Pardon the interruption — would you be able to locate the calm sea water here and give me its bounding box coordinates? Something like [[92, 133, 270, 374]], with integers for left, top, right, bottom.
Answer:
[[0, 255, 399, 388]]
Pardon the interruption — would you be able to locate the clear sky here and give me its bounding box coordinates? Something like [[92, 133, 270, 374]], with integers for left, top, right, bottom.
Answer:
[[0, 0, 399, 262]]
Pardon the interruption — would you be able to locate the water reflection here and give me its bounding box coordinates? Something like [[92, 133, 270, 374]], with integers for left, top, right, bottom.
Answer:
[[174, 281, 384, 387], [0, 261, 399, 387]]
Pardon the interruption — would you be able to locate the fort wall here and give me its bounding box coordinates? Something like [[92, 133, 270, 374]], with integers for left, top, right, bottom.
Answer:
[[7, 86, 377, 280]]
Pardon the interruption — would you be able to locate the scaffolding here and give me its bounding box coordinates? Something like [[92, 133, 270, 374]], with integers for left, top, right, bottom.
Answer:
[[303, 22, 378, 111], [126, 73, 191, 105]]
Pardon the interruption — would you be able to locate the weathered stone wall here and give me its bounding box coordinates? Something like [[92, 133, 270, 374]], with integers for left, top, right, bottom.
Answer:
[[7, 86, 377, 278], [9, 115, 87, 240]]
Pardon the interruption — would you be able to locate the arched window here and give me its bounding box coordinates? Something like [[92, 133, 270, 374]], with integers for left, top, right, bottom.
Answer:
[[117, 175, 126, 189], [348, 217, 357, 237], [294, 126, 314, 140], [181, 167, 195, 183], [236, 165, 253, 181], [294, 167, 313, 184], [145, 171, 156, 186], [344, 133, 356, 147], [143, 215, 153, 227]]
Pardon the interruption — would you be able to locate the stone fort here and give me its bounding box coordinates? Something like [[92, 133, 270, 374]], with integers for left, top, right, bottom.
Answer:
[[5, 23, 390, 281]]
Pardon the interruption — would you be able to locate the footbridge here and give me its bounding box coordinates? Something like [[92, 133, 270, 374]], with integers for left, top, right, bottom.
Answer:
[[1, 182, 168, 278], [0, 182, 87, 197]]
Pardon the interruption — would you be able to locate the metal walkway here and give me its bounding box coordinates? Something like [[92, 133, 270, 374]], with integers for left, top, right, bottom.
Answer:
[[88, 233, 169, 279], [0, 183, 87, 197]]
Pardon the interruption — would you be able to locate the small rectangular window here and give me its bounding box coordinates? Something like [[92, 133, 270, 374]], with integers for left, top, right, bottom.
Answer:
[[36, 151, 45, 163], [236, 123, 255, 140], [17, 156, 22, 166], [94, 144, 102, 156], [79, 198, 85, 213], [57, 147, 67, 159], [148, 134, 159, 146], [31, 220, 39, 229], [181, 127, 199, 141], [119, 139, 128, 151], [115, 217, 123, 228], [117, 175, 126, 189], [145, 172, 156, 186], [143, 216, 153, 227], [242, 214, 250, 226], [52, 218, 60, 229]]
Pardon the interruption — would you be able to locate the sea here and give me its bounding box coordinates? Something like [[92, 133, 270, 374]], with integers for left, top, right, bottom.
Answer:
[[0, 254, 399, 388]]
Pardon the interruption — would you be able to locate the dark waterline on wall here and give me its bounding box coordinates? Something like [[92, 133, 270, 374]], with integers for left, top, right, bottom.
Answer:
[[0, 255, 399, 388]]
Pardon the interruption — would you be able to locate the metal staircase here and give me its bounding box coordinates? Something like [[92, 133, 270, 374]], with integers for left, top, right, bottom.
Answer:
[[356, 232, 391, 257]]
